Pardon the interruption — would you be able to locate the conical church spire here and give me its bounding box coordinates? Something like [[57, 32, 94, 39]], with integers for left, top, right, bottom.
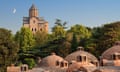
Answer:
[[29, 4, 38, 17]]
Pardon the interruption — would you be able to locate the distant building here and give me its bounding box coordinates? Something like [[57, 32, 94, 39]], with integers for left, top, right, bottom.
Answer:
[[23, 4, 48, 34]]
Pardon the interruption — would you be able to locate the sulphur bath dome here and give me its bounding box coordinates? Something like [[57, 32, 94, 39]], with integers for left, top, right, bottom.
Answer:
[[102, 41, 120, 60], [38, 52, 68, 68], [65, 47, 98, 65]]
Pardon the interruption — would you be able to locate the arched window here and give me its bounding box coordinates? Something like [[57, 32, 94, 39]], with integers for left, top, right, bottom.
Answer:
[[32, 28, 33, 31], [40, 29, 42, 31], [35, 28, 36, 32], [33, 20, 35, 23]]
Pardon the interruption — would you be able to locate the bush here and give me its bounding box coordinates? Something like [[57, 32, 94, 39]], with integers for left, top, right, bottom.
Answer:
[[23, 58, 35, 69]]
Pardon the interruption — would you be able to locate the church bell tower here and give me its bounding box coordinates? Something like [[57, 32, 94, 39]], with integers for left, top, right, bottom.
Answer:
[[29, 4, 39, 17]]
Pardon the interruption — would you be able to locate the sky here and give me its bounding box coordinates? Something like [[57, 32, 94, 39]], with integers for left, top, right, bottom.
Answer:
[[1, 0, 120, 34]]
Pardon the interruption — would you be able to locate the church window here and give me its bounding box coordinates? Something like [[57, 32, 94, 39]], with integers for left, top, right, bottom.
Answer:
[[40, 29, 42, 31], [32, 28, 33, 31], [33, 20, 35, 23], [35, 28, 36, 32], [45, 25, 47, 27]]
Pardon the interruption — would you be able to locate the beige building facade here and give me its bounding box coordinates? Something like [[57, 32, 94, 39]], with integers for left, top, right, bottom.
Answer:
[[23, 4, 48, 34]]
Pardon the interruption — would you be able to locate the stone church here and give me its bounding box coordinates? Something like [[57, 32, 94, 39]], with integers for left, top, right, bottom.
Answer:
[[23, 4, 48, 34]]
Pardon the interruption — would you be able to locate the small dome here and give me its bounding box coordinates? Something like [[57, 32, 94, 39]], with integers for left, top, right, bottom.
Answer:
[[38, 53, 64, 67], [65, 47, 98, 63], [102, 41, 120, 60]]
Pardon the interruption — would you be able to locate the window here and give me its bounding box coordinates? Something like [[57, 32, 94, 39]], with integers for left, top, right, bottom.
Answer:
[[60, 62, 64, 67], [32, 28, 33, 31], [118, 55, 120, 59], [65, 63, 67, 67], [77, 56, 82, 62], [113, 54, 116, 60], [24, 67, 26, 71], [56, 61, 59, 66], [33, 20, 35, 23], [40, 29, 42, 31], [83, 56, 86, 61], [35, 28, 36, 32], [95, 62, 98, 66], [21, 67, 27, 71], [21, 67, 24, 71]]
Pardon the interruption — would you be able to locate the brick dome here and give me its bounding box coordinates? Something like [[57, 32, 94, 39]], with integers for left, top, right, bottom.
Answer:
[[102, 41, 120, 60], [38, 53, 66, 67], [65, 47, 98, 63]]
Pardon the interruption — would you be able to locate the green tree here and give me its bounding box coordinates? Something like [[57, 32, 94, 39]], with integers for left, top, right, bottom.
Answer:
[[96, 22, 120, 55], [52, 25, 66, 39], [71, 33, 78, 52], [34, 30, 48, 47], [23, 58, 35, 69], [68, 24, 91, 39], [19, 27, 35, 53], [67, 24, 92, 53], [57, 41, 71, 57], [55, 19, 67, 29], [15, 27, 35, 63], [0, 28, 19, 72], [52, 19, 67, 39]]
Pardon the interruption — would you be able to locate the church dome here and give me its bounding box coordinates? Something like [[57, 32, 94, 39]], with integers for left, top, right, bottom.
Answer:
[[102, 41, 120, 60], [65, 47, 98, 63], [38, 53, 66, 67]]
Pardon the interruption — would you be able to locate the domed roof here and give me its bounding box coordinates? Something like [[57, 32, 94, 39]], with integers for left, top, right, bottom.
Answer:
[[65, 47, 98, 63], [102, 41, 120, 60], [38, 53, 64, 67]]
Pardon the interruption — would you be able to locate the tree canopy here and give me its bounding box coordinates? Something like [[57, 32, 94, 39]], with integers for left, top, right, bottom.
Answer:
[[0, 28, 19, 72]]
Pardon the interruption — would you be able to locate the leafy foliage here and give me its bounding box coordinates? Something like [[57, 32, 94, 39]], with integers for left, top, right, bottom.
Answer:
[[96, 22, 120, 55], [0, 28, 19, 72], [23, 58, 35, 69], [14, 27, 35, 65], [68, 24, 92, 39], [71, 33, 78, 52], [34, 30, 48, 47]]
